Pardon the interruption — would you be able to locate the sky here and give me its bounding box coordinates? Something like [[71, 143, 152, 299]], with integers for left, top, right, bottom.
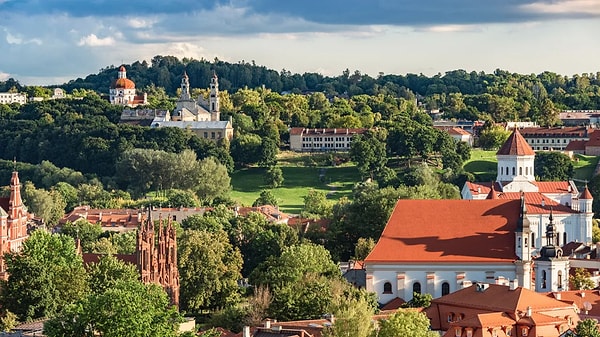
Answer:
[[1, 0, 599, 86]]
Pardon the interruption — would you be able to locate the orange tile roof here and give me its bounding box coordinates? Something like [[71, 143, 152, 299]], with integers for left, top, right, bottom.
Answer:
[[364, 199, 521, 263], [496, 192, 577, 214], [565, 140, 587, 151], [497, 129, 535, 156], [585, 130, 600, 147], [111, 77, 136, 89], [434, 126, 472, 136], [467, 181, 576, 196], [455, 312, 515, 327], [381, 297, 406, 310], [430, 284, 572, 313], [519, 126, 590, 137], [548, 290, 600, 318], [581, 186, 593, 199]]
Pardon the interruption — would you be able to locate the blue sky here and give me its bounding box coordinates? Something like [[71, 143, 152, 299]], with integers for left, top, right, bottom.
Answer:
[[1, 0, 599, 85]]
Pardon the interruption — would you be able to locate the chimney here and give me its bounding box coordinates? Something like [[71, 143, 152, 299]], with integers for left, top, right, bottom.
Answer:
[[243, 326, 251, 337], [541, 199, 545, 207], [477, 187, 481, 194], [264, 319, 271, 329], [556, 293, 562, 300], [526, 306, 532, 317], [581, 292, 586, 298], [510, 279, 518, 290]]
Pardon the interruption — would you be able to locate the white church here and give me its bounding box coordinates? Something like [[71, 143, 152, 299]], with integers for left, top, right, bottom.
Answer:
[[364, 128, 593, 306]]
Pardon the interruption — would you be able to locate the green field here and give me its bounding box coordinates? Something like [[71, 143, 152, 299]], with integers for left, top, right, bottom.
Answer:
[[462, 149, 599, 183], [230, 152, 361, 214], [463, 149, 497, 181]]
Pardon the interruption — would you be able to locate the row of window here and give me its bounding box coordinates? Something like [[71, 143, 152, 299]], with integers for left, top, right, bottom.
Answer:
[[303, 137, 353, 142], [518, 232, 567, 249], [203, 131, 223, 139], [499, 166, 533, 176], [540, 269, 564, 289], [302, 143, 350, 148], [382, 280, 450, 296], [527, 139, 571, 144]]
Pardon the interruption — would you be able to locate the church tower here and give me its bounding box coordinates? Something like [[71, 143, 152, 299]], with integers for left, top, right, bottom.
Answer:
[[578, 185, 594, 244], [535, 209, 569, 292], [496, 128, 537, 192], [209, 71, 220, 121], [180, 72, 192, 101], [515, 193, 533, 290]]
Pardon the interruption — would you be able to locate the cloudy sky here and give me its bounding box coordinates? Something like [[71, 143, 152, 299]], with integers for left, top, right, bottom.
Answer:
[[1, 0, 599, 85]]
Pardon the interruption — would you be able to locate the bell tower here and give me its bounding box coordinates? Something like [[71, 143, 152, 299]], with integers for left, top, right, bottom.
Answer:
[[209, 71, 220, 121], [535, 208, 569, 292]]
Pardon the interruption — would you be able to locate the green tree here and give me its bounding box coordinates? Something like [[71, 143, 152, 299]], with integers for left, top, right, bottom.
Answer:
[[478, 125, 510, 150], [88, 255, 139, 294], [570, 268, 596, 290], [349, 131, 387, 179], [44, 280, 181, 337], [376, 310, 438, 337], [402, 292, 433, 308], [302, 189, 333, 219], [253, 189, 278, 206], [259, 137, 279, 167], [534, 152, 573, 181], [164, 189, 200, 207], [196, 157, 231, 204], [22, 182, 66, 226], [264, 166, 284, 188], [0, 311, 18, 332], [322, 296, 374, 337], [178, 229, 243, 313], [575, 318, 600, 337], [60, 219, 103, 252], [353, 238, 375, 261], [1, 230, 88, 320]]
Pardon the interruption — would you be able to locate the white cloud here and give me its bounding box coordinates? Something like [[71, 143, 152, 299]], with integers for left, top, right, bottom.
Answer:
[[415, 24, 481, 33], [77, 34, 116, 47], [520, 0, 600, 15], [4, 29, 42, 45], [0, 71, 9, 81], [127, 17, 158, 29]]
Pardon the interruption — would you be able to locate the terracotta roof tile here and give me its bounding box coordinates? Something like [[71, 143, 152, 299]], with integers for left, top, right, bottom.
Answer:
[[548, 290, 600, 318], [381, 297, 406, 310], [454, 312, 515, 327], [497, 129, 535, 156], [518, 126, 590, 137], [581, 186, 593, 200], [565, 140, 587, 151], [365, 199, 521, 263], [496, 192, 578, 214]]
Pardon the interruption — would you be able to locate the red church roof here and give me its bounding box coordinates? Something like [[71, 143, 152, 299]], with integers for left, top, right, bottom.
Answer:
[[581, 186, 593, 200], [365, 199, 521, 264], [496, 129, 535, 156]]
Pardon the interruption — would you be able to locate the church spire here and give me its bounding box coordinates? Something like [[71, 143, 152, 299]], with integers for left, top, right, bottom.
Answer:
[[180, 71, 191, 101]]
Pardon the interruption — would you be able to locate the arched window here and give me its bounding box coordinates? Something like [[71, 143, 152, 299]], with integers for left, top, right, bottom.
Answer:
[[519, 167, 523, 175], [525, 167, 529, 175], [383, 282, 392, 294], [563, 232, 567, 245], [501, 167, 504, 175], [542, 270, 547, 289], [531, 233, 535, 248], [506, 167, 509, 176], [413, 282, 422, 294], [512, 167, 516, 175], [442, 282, 450, 296], [558, 271, 563, 288]]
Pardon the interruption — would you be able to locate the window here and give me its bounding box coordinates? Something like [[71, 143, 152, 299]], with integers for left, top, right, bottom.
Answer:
[[211, 132, 216, 139], [558, 271, 563, 288], [448, 313, 454, 322], [383, 282, 392, 294], [455, 328, 461, 337], [531, 233, 535, 248], [506, 327, 512, 336], [519, 167, 523, 175], [442, 282, 450, 296], [522, 328, 528, 337], [563, 232, 567, 245], [524, 237, 528, 247], [172, 215, 177, 221], [541, 270, 547, 289], [413, 282, 421, 294], [512, 167, 516, 175], [466, 329, 473, 337], [204, 132, 208, 138]]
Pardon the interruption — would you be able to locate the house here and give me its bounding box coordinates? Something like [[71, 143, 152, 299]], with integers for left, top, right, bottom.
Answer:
[[517, 126, 591, 151], [149, 72, 234, 141], [434, 126, 474, 146], [289, 128, 368, 152], [109, 65, 147, 107], [462, 128, 593, 253], [560, 110, 600, 126], [425, 283, 580, 337], [0, 92, 26, 104], [0, 171, 32, 279], [548, 290, 600, 320]]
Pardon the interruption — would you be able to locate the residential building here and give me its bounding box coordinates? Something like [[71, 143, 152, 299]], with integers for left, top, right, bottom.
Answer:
[[518, 126, 591, 151], [0, 92, 26, 104], [109, 65, 147, 107], [0, 171, 32, 279], [119, 108, 170, 127], [425, 283, 580, 337], [434, 126, 474, 146], [289, 127, 368, 152], [560, 110, 600, 126]]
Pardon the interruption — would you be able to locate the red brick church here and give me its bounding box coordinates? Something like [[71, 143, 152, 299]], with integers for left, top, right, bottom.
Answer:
[[136, 210, 180, 307], [0, 171, 31, 279]]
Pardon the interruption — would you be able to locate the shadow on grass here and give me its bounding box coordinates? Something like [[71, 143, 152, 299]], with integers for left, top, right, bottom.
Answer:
[[464, 160, 496, 174]]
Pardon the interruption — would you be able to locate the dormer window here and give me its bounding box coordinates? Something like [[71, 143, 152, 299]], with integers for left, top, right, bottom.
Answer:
[[448, 313, 455, 322], [522, 327, 529, 336], [466, 329, 473, 337], [455, 327, 462, 337]]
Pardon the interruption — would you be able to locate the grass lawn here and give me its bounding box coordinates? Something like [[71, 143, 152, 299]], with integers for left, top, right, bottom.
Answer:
[[230, 153, 361, 214], [572, 154, 600, 182], [463, 149, 599, 183], [463, 149, 497, 181]]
